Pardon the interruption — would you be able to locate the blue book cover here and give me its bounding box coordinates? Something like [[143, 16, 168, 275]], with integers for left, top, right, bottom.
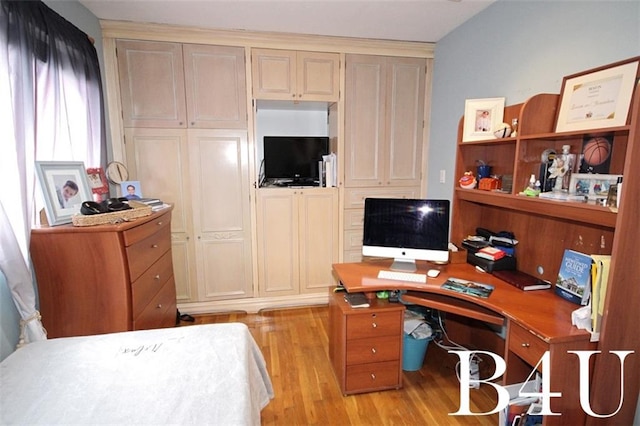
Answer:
[[555, 249, 592, 305]]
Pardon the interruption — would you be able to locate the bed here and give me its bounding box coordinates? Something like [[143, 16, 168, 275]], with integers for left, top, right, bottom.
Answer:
[[0, 323, 274, 425]]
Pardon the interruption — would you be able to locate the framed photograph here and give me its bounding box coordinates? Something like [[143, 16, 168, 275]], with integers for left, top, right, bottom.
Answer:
[[86, 167, 109, 196], [568, 173, 622, 200], [121, 180, 143, 201], [462, 97, 505, 142], [555, 57, 640, 133], [35, 161, 92, 226]]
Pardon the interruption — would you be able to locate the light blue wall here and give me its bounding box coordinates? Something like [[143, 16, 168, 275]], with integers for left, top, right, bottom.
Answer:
[[426, 0, 640, 200]]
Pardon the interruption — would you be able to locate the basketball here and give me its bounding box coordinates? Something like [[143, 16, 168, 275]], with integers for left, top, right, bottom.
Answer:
[[583, 137, 611, 166]]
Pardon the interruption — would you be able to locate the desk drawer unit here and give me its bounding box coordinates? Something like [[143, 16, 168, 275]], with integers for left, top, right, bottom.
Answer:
[[508, 322, 548, 367], [329, 291, 404, 395]]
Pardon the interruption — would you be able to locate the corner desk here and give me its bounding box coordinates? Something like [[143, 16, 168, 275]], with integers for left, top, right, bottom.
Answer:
[[329, 260, 595, 425]]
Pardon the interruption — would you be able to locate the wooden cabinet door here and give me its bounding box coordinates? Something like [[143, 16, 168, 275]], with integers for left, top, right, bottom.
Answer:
[[344, 55, 387, 187], [251, 49, 297, 100], [299, 188, 339, 294], [252, 49, 339, 101], [117, 40, 187, 128], [344, 55, 425, 188], [183, 44, 247, 129], [124, 128, 197, 303], [256, 189, 299, 297], [187, 129, 253, 300], [297, 51, 340, 102], [385, 57, 425, 187]]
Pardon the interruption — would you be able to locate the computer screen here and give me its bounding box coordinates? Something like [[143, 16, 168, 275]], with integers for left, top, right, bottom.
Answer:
[[362, 198, 450, 271]]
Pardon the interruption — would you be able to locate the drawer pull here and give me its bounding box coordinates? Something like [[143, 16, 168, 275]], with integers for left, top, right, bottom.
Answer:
[[372, 322, 377, 328], [157, 221, 163, 226], [154, 275, 161, 281], [370, 373, 376, 380], [521, 343, 530, 348], [371, 348, 377, 354], [151, 244, 158, 248], [156, 304, 162, 309]]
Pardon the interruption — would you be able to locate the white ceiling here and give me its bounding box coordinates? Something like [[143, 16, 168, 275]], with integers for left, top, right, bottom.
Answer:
[[79, 0, 495, 43]]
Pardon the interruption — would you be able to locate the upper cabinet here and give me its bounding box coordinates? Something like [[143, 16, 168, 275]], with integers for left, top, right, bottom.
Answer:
[[117, 40, 247, 129], [251, 49, 340, 101], [117, 40, 187, 128], [344, 55, 426, 187]]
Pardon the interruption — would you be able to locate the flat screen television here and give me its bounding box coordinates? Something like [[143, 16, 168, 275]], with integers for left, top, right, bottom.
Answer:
[[263, 136, 329, 185], [362, 198, 450, 272]]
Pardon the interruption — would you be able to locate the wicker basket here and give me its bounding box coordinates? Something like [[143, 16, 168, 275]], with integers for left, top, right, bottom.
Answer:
[[72, 201, 152, 227]]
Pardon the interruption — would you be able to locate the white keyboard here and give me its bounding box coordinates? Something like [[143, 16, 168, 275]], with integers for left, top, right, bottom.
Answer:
[[377, 270, 427, 283]]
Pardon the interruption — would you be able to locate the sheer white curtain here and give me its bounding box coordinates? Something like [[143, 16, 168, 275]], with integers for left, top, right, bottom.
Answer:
[[0, 1, 105, 347]]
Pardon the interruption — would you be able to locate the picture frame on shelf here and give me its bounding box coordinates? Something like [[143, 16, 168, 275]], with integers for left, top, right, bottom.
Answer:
[[35, 161, 92, 226], [462, 97, 505, 142], [555, 57, 640, 133], [86, 167, 109, 197], [568, 173, 622, 200]]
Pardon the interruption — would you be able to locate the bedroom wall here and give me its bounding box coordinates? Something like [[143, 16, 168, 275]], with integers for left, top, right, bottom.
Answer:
[[426, 0, 639, 200]]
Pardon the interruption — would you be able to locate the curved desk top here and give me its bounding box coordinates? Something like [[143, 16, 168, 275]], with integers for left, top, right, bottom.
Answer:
[[332, 260, 590, 345]]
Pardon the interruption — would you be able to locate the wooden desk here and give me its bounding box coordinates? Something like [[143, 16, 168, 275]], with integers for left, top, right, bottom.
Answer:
[[330, 260, 595, 425]]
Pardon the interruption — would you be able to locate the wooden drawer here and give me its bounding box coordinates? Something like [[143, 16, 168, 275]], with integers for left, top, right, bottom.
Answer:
[[346, 311, 402, 340], [344, 229, 363, 251], [346, 335, 401, 365], [126, 224, 171, 282], [133, 277, 177, 330], [131, 250, 174, 318], [344, 208, 364, 230], [509, 322, 548, 367], [343, 187, 420, 209], [345, 360, 401, 393], [122, 212, 171, 247]]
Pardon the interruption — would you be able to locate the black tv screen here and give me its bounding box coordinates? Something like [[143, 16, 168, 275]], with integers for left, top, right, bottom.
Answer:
[[263, 136, 329, 182]]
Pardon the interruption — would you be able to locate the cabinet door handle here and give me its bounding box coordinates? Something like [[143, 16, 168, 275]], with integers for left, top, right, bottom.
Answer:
[[157, 221, 163, 226], [371, 348, 377, 354], [372, 322, 377, 328], [370, 373, 376, 380], [154, 274, 161, 281], [521, 343, 530, 348], [151, 244, 158, 248], [156, 304, 162, 309]]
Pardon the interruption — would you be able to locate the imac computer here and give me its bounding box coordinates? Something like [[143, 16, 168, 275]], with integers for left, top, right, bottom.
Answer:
[[362, 198, 450, 272]]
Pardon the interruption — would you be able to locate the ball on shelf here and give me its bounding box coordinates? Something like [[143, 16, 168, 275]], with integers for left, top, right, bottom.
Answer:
[[493, 123, 512, 138], [583, 137, 611, 166]]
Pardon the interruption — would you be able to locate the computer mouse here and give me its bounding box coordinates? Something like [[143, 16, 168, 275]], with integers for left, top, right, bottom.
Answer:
[[427, 269, 440, 278]]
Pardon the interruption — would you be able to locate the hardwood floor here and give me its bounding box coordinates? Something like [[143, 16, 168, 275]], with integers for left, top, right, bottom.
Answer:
[[181, 306, 499, 425]]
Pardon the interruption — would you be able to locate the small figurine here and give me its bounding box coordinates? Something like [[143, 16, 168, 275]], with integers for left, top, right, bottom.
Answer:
[[459, 171, 477, 189]]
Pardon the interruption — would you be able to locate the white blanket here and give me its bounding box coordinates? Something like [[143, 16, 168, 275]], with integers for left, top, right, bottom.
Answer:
[[0, 323, 274, 425]]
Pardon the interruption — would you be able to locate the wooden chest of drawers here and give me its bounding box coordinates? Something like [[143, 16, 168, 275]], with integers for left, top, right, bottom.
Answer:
[[31, 207, 177, 338], [328, 290, 404, 395]]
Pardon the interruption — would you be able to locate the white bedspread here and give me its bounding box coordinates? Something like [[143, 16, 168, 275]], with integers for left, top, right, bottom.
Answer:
[[0, 323, 274, 425]]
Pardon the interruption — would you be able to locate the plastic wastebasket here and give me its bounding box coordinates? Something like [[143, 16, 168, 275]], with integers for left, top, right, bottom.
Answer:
[[402, 333, 432, 371]]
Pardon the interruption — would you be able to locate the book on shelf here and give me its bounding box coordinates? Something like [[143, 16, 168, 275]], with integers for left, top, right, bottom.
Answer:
[[493, 269, 552, 291], [441, 277, 494, 298], [475, 246, 507, 261], [555, 249, 592, 305], [343, 292, 369, 308], [590, 254, 612, 341]]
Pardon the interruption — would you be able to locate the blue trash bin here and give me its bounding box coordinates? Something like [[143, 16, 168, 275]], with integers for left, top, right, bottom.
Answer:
[[402, 333, 432, 371]]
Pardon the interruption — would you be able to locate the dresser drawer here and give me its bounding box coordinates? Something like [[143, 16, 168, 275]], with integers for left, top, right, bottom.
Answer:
[[126, 224, 171, 282], [509, 322, 548, 367], [131, 250, 174, 318], [344, 229, 363, 251], [346, 335, 401, 365], [345, 360, 401, 393], [122, 212, 171, 247], [346, 311, 402, 340], [344, 209, 364, 230], [133, 277, 177, 330]]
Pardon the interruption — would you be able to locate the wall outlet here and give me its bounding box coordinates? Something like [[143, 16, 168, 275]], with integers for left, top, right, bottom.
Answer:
[[439, 169, 446, 183]]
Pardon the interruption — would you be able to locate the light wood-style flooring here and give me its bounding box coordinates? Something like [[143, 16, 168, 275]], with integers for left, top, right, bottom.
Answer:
[[182, 306, 499, 425]]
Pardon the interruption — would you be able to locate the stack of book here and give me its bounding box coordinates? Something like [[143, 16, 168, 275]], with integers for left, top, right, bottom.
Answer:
[[475, 246, 506, 261], [138, 197, 168, 211]]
